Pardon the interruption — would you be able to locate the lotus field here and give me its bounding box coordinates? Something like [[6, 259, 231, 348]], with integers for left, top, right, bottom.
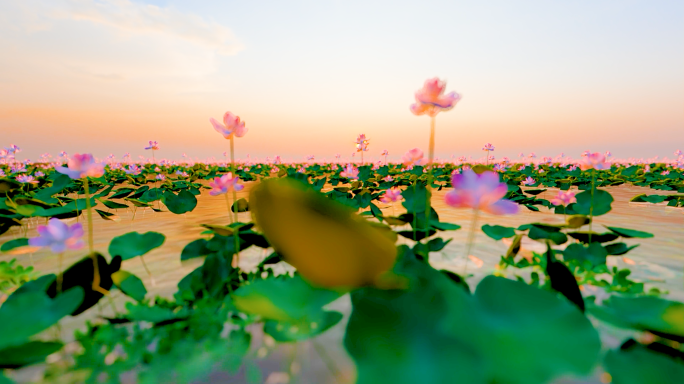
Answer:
[[1, 80, 684, 384]]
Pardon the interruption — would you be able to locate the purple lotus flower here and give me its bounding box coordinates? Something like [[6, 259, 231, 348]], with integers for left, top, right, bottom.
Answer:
[[16, 175, 38, 184], [482, 143, 495, 152], [145, 141, 159, 150], [445, 170, 518, 215], [29, 218, 84, 253], [208, 173, 243, 196]]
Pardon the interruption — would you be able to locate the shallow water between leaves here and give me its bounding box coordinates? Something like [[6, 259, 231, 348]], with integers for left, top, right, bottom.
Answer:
[[2, 183, 683, 383]]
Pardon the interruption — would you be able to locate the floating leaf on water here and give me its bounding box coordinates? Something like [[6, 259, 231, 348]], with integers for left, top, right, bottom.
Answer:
[[108, 231, 165, 261]]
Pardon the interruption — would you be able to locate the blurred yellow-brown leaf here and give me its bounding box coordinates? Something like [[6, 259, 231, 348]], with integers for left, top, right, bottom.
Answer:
[[250, 178, 397, 289]]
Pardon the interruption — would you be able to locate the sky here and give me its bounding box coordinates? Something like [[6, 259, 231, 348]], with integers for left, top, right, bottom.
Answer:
[[1, 0, 683, 163]]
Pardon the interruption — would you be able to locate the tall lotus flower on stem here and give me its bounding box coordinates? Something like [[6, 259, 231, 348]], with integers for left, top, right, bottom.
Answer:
[[410, 78, 461, 244], [144, 140, 159, 165], [355, 134, 369, 165], [210, 111, 248, 224], [579, 152, 609, 241], [56, 154, 108, 294], [29, 218, 84, 293], [208, 172, 245, 267], [410, 78, 461, 165], [381, 149, 389, 165], [482, 143, 495, 166], [445, 169, 518, 274]]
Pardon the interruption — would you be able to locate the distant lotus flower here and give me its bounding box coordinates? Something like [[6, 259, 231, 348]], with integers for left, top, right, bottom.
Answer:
[[271, 166, 280, 173], [16, 175, 37, 184], [335, 154, 341, 159], [124, 164, 142, 175], [644, 165, 651, 173], [551, 190, 577, 206], [568, 164, 579, 171], [493, 164, 506, 172], [34, 171, 45, 177], [528, 153, 536, 158], [674, 150, 681, 157], [605, 151, 611, 158], [145, 141, 159, 150], [297, 166, 306, 173], [522, 177, 536, 186], [208, 173, 244, 196], [445, 170, 519, 215], [402, 148, 424, 166], [156, 174, 166, 181], [10, 164, 27, 173], [175, 170, 189, 177], [381, 150, 389, 156], [383, 175, 393, 182], [29, 218, 84, 253], [0, 170, 5, 177], [661, 170, 670, 176], [580, 152, 609, 171], [380, 187, 402, 203], [6, 144, 20, 154], [307, 155, 315, 161], [482, 143, 495, 152], [56, 153, 104, 179], [210, 111, 247, 139], [340, 164, 359, 179], [410, 78, 461, 116]]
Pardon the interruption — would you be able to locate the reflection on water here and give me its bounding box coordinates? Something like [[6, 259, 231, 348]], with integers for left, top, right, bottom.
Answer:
[[1, 182, 682, 383]]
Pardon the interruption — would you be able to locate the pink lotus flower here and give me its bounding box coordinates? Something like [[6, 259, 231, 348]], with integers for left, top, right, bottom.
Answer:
[[124, 164, 142, 175], [144, 141, 159, 150], [156, 174, 166, 181], [522, 177, 536, 186], [56, 153, 105, 179], [381, 149, 389, 156], [661, 170, 670, 175], [551, 190, 577, 206], [580, 152, 609, 171], [383, 175, 393, 182], [210, 111, 247, 139], [445, 170, 519, 215], [482, 143, 495, 152], [29, 218, 84, 253], [410, 78, 461, 116], [402, 148, 424, 166], [208, 173, 244, 196], [675, 150, 682, 157], [16, 175, 37, 184], [380, 187, 402, 203], [340, 164, 359, 179], [306, 155, 315, 161], [528, 152, 536, 159]]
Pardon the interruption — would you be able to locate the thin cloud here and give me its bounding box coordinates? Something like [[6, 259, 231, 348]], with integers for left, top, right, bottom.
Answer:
[[62, 0, 243, 55]]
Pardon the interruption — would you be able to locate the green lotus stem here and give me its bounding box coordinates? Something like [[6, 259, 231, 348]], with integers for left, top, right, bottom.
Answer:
[[230, 135, 240, 267], [463, 208, 481, 276], [58, 252, 63, 294], [140, 255, 155, 287], [224, 193, 233, 223], [428, 116, 435, 164], [230, 135, 238, 224], [423, 115, 437, 246], [588, 169, 596, 243], [84, 178, 107, 295]]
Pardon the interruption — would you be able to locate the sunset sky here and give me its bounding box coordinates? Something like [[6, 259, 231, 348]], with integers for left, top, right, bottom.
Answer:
[[1, 0, 682, 163]]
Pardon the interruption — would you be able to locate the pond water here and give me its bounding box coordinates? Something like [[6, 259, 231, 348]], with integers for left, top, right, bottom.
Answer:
[[2, 183, 683, 383]]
